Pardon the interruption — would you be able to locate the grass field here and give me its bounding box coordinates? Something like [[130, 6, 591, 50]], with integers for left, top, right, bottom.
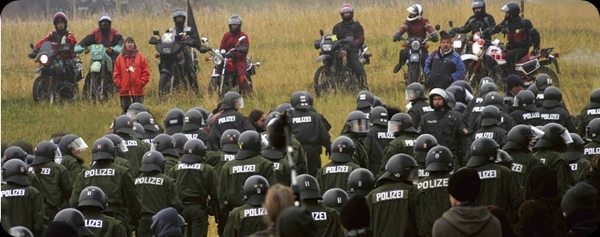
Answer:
[[1, 0, 599, 235]]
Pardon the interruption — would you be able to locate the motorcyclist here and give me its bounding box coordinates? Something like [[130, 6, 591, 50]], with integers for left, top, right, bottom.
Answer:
[[393, 3, 439, 74], [483, 1, 541, 75], [332, 3, 367, 86], [450, 0, 496, 41], [219, 14, 251, 96], [167, 8, 199, 94], [76, 13, 123, 66]]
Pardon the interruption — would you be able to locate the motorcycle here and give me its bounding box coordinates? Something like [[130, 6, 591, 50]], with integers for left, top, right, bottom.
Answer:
[[448, 21, 471, 55], [198, 36, 260, 97], [313, 29, 371, 98], [28, 41, 82, 104], [396, 24, 440, 87], [149, 28, 198, 97], [74, 43, 120, 101]]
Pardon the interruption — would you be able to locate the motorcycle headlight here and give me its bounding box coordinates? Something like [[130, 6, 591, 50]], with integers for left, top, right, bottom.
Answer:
[[322, 44, 332, 52], [39, 54, 49, 64], [411, 41, 420, 51], [213, 54, 224, 66], [162, 48, 171, 54]]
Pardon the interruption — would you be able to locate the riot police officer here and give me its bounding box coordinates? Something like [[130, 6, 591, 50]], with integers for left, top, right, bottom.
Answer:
[[69, 138, 141, 235], [509, 90, 542, 126], [564, 133, 590, 183], [103, 133, 134, 174], [260, 140, 291, 186], [52, 208, 95, 236], [502, 124, 544, 187], [584, 118, 600, 161], [577, 89, 600, 137], [164, 108, 186, 135], [473, 91, 515, 132], [364, 106, 393, 175], [356, 90, 374, 118], [133, 123, 146, 140], [57, 134, 87, 180], [205, 129, 240, 180], [289, 91, 331, 176], [406, 82, 433, 128], [3, 146, 36, 182], [113, 114, 151, 178], [152, 134, 180, 171], [135, 151, 183, 237], [532, 74, 554, 108], [532, 123, 575, 196], [135, 111, 163, 142], [411, 134, 439, 179], [538, 86, 576, 132], [297, 174, 342, 237], [346, 168, 375, 198], [264, 111, 308, 174], [380, 113, 420, 178], [30, 141, 72, 220], [341, 111, 371, 169], [446, 85, 473, 106], [322, 188, 349, 213], [465, 81, 497, 133], [191, 107, 210, 129], [182, 109, 212, 150], [210, 92, 256, 151], [1, 159, 47, 236], [472, 105, 508, 148], [76, 186, 128, 237], [417, 145, 454, 236], [366, 154, 426, 237], [127, 102, 147, 120], [464, 137, 524, 223], [317, 136, 361, 195], [172, 133, 189, 157], [222, 175, 270, 237], [166, 138, 218, 237]]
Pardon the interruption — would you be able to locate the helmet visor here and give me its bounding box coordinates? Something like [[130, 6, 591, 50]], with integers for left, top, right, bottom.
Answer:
[[127, 109, 140, 120], [54, 148, 63, 160], [350, 119, 369, 133], [68, 137, 89, 151], [530, 125, 545, 139], [236, 98, 244, 109], [117, 140, 129, 153], [405, 89, 421, 100], [150, 142, 157, 152], [560, 129, 574, 145], [465, 90, 474, 102], [261, 134, 270, 150], [388, 121, 401, 134]]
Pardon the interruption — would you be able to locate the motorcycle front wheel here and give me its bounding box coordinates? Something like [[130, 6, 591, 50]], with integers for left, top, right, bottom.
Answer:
[[158, 72, 172, 97], [313, 66, 335, 98], [32, 76, 50, 103], [406, 63, 421, 87]]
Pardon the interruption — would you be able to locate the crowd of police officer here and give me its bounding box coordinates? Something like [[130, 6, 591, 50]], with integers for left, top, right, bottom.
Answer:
[[2, 72, 600, 237]]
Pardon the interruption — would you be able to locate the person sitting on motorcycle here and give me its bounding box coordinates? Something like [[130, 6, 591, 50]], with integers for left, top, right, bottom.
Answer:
[[392, 3, 439, 74], [483, 1, 540, 75], [424, 31, 466, 90], [76, 13, 124, 66], [219, 14, 251, 96], [332, 3, 367, 84], [167, 8, 200, 94], [450, 0, 496, 41], [30, 12, 78, 71]]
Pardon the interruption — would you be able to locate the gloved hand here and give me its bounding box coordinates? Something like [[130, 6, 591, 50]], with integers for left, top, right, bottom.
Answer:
[[449, 27, 459, 35], [501, 27, 508, 34], [531, 48, 540, 55], [393, 33, 402, 42], [106, 48, 113, 54], [28, 51, 37, 59]]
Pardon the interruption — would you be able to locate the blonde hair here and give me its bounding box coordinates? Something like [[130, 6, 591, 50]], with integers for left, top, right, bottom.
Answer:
[[263, 184, 294, 224]]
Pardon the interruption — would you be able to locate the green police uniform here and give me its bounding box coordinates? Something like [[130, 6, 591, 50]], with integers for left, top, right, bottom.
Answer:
[[506, 150, 544, 188], [55, 153, 83, 181], [1, 183, 47, 236], [291, 134, 308, 174], [417, 172, 451, 237], [115, 155, 133, 176], [222, 203, 268, 237], [205, 150, 236, 180], [568, 158, 591, 183], [135, 171, 184, 237], [380, 133, 419, 178], [116, 134, 150, 178], [265, 158, 292, 186], [218, 155, 277, 209], [31, 162, 72, 219], [316, 161, 360, 195], [533, 149, 575, 196], [81, 210, 128, 237], [303, 201, 342, 237], [164, 154, 180, 172]]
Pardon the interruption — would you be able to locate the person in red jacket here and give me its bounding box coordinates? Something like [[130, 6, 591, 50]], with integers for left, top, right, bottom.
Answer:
[[219, 14, 251, 96], [113, 37, 150, 114], [30, 12, 77, 60]]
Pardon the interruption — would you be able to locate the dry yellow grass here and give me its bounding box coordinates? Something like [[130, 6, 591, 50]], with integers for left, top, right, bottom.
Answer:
[[1, 0, 599, 235]]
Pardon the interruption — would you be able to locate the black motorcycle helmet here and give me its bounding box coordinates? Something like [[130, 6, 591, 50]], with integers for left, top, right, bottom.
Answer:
[[242, 175, 270, 206], [192, 107, 209, 126], [140, 151, 166, 173], [172, 8, 187, 28], [466, 137, 500, 167], [91, 137, 115, 161], [369, 106, 388, 127], [380, 154, 418, 181], [513, 90, 537, 111], [483, 91, 504, 110], [534, 73, 553, 92], [136, 112, 161, 133], [590, 88, 600, 105], [322, 188, 349, 213], [113, 114, 135, 136], [3, 146, 28, 162], [387, 113, 417, 135], [152, 134, 179, 158], [171, 133, 189, 156], [2, 159, 30, 186], [181, 138, 208, 163], [501, 1, 521, 20], [290, 91, 310, 110], [31, 141, 61, 166], [428, 88, 450, 110], [237, 131, 262, 160], [102, 134, 129, 156], [450, 80, 474, 97], [164, 108, 185, 135], [586, 118, 600, 143], [347, 168, 375, 197], [330, 136, 355, 163], [503, 124, 543, 151], [565, 133, 585, 162], [183, 109, 204, 132], [221, 129, 241, 154], [344, 111, 369, 137], [133, 123, 146, 140], [127, 102, 147, 120], [8, 226, 33, 237], [542, 86, 562, 108], [275, 103, 293, 114], [98, 13, 112, 31], [480, 105, 502, 127], [414, 134, 439, 164], [228, 14, 242, 33], [53, 208, 95, 236], [472, 0, 486, 17], [356, 90, 374, 110], [77, 185, 108, 211], [220, 92, 244, 110], [496, 150, 513, 169], [406, 82, 427, 101], [425, 145, 454, 172], [533, 123, 572, 152], [296, 174, 321, 200]]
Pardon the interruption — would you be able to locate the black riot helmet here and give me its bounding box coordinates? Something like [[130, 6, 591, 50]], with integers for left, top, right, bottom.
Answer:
[[275, 103, 293, 114], [542, 86, 562, 108], [345, 111, 369, 137], [192, 107, 210, 126], [406, 82, 427, 101], [380, 154, 418, 181], [102, 134, 130, 155], [221, 129, 241, 153], [3, 146, 28, 162], [91, 137, 115, 161], [127, 102, 147, 120], [322, 188, 349, 213], [513, 90, 537, 111], [171, 133, 189, 156], [2, 159, 30, 186], [533, 123, 573, 152], [501, 1, 521, 20], [58, 134, 89, 156], [586, 118, 600, 143], [373, 96, 385, 107], [484, 91, 504, 110], [356, 90, 374, 109], [455, 102, 467, 113], [133, 122, 146, 140], [414, 134, 439, 164], [8, 226, 33, 237], [136, 112, 161, 133], [297, 174, 321, 200], [369, 106, 388, 126], [330, 136, 355, 163], [290, 91, 311, 110], [446, 85, 472, 105], [565, 133, 585, 162], [479, 81, 498, 97], [496, 150, 513, 169], [77, 185, 108, 210], [183, 109, 204, 132], [388, 113, 417, 134], [31, 141, 61, 166], [446, 91, 456, 109], [479, 77, 495, 87], [347, 168, 375, 197], [164, 108, 185, 135], [450, 80, 474, 97], [534, 73, 553, 91], [428, 88, 450, 109], [503, 124, 544, 151], [181, 138, 208, 163], [242, 175, 270, 206], [590, 88, 600, 104], [527, 84, 538, 95], [472, 0, 486, 16], [53, 208, 95, 236], [237, 130, 262, 160], [140, 151, 166, 173], [466, 137, 500, 167], [220, 91, 244, 110], [113, 114, 135, 135], [480, 105, 502, 127], [425, 145, 454, 172], [152, 134, 179, 157]]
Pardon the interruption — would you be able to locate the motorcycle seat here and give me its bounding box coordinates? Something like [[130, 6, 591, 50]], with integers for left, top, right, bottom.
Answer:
[[517, 53, 538, 64]]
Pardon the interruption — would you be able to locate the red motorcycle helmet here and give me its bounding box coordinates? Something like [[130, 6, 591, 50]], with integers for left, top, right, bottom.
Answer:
[[53, 12, 68, 29]]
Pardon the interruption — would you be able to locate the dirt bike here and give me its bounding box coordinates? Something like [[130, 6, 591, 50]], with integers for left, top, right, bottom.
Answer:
[[313, 29, 371, 98], [198, 36, 260, 97], [28, 41, 82, 104], [395, 24, 440, 87], [74, 43, 120, 102]]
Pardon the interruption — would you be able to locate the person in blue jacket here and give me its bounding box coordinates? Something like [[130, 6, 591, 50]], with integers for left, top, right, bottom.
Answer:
[[424, 31, 466, 90]]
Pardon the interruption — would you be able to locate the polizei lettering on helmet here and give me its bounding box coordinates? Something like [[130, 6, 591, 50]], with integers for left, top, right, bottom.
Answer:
[[292, 116, 312, 124], [85, 219, 104, 228], [311, 212, 328, 221], [244, 207, 267, 217], [178, 163, 202, 170], [325, 166, 349, 174], [477, 170, 498, 179], [475, 132, 495, 139], [541, 114, 560, 120], [84, 169, 116, 178], [1, 189, 26, 197], [232, 165, 256, 173], [587, 109, 600, 115], [417, 178, 449, 190], [134, 177, 165, 186], [218, 116, 236, 124], [522, 112, 540, 120], [584, 147, 600, 155], [377, 132, 395, 139], [375, 190, 406, 202], [223, 154, 236, 161]]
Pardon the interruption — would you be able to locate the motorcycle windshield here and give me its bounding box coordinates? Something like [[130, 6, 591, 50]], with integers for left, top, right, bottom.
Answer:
[[38, 41, 55, 58]]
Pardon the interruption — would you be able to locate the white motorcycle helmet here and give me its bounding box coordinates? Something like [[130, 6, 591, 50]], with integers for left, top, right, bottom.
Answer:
[[407, 4, 423, 21]]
